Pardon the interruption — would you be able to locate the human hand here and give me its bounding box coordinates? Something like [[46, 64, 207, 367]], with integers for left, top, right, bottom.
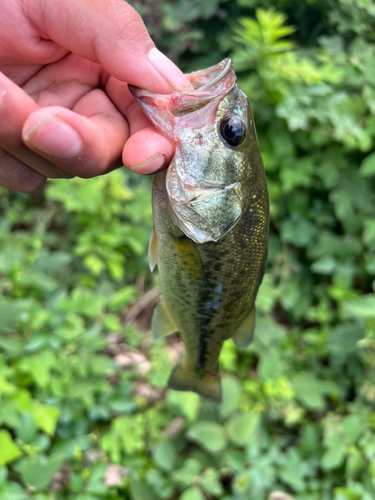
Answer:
[[0, 0, 193, 192]]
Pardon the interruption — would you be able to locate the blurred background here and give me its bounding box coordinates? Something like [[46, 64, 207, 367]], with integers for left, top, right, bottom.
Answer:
[[0, 0, 375, 499]]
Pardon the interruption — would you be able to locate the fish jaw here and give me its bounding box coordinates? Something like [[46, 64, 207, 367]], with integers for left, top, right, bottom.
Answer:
[[128, 59, 235, 139]]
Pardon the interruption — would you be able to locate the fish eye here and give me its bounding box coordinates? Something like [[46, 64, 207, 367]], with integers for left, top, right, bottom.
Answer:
[[219, 116, 246, 147]]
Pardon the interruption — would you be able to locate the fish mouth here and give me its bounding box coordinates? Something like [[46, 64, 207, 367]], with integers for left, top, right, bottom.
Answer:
[[187, 58, 233, 92], [128, 59, 236, 117]]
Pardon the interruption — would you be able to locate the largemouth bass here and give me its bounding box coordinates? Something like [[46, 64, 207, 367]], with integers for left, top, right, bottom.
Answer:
[[130, 59, 269, 403]]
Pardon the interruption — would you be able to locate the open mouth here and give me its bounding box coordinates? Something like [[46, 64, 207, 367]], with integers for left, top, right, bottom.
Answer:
[[128, 59, 235, 109], [187, 58, 234, 92], [128, 59, 237, 132]]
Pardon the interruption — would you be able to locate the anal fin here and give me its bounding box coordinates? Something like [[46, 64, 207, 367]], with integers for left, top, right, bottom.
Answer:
[[151, 297, 178, 340], [168, 362, 221, 403], [231, 307, 256, 349], [148, 227, 158, 272]]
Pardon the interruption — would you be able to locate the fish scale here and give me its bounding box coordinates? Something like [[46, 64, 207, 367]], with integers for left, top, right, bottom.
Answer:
[[130, 59, 269, 402]]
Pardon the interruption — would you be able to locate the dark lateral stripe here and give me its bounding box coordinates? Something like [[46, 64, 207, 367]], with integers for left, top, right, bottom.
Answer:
[[196, 245, 219, 370]]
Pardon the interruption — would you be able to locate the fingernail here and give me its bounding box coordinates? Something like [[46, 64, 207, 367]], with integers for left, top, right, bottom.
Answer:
[[148, 48, 194, 92], [23, 116, 82, 159], [127, 153, 166, 174]]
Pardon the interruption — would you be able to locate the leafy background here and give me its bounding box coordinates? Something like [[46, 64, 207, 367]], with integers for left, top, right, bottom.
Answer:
[[1, 0, 375, 499]]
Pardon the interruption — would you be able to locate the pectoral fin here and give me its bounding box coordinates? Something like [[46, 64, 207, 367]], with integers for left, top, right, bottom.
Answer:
[[231, 308, 256, 349], [148, 227, 158, 272], [151, 297, 178, 340]]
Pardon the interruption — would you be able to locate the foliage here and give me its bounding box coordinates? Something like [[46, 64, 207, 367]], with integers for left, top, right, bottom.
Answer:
[[1, 0, 375, 499]]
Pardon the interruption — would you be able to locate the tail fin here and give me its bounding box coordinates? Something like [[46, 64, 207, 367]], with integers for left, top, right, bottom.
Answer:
[[168, 363, 222, 403]]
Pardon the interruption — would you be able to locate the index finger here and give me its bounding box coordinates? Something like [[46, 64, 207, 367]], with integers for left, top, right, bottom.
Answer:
[[23, 0, 193, 94]]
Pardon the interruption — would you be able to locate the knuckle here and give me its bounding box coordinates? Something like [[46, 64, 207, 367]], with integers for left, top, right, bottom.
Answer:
[[18, 175, 46, 192], [113, 17, 150, 46]]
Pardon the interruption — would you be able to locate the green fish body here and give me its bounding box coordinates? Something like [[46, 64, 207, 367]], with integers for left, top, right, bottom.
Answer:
[[130, 59, 269, 403]]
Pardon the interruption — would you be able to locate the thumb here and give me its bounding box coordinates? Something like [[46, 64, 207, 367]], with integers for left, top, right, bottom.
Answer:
[[25, 0, 192, 93]]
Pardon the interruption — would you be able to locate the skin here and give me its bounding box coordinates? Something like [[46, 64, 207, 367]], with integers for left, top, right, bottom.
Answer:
[[0, 0, 193, 192]]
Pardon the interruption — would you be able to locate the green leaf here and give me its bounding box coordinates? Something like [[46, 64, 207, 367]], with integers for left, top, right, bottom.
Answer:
[[327, 323, 364, 358], [0, 300, 30, 331], [108, 399, 137, 414], [344, 294, 375, 320], [321, 438, 346, 471], [180, 486, 205, 500], [30, 403, 60, 436], [291, 372, 337, 410], [0, 467, 7, 484], [129, 480, 155, 500], [109, 286, 136, 312], [199, 467, 224, 496], [85, 463, 107, 496], [69, 474, 84, 493], [62, 288, 106, 318], [346, 447, 366, 479], [279, 451, 308, 491], [145, 469, 174, 498], [19, 454, 62, 490], [187, 422, 226, 452], [167, 391, 200, 422], [0, 375, 16, 397], [112, 414, 145, 454], [101, 433, 121, 463], [46, 177, 109, 214], [0, 430, 21, 466], [258, 347, 286, 380], [282, 217, 318, 247], [219, 376, 242, 418], [311, 255, 336, 275], [173, 459, 203, 487], [84, 254, 105, 275], [17, 351, 55, 388], [153, 440, 177, 472], [226, 412, 259, 446], [15, 412, 37, 443], [0, 400, 19, 429], [342, 415, 363, 444], [359, 151, 375, 177], [256, 274, 279, 314], [0, 481, 30, 500]]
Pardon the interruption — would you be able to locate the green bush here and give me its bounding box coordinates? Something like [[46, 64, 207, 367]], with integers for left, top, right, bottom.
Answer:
[[1, 1, 375, 499]]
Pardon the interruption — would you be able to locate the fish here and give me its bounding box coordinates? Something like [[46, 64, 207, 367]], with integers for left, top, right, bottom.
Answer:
[[129, 59, 269, 403]]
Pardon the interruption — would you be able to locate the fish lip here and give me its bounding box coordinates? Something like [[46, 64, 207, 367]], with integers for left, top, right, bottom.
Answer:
[[129, 58, 236, 122], [189, 58, 233, 93]]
